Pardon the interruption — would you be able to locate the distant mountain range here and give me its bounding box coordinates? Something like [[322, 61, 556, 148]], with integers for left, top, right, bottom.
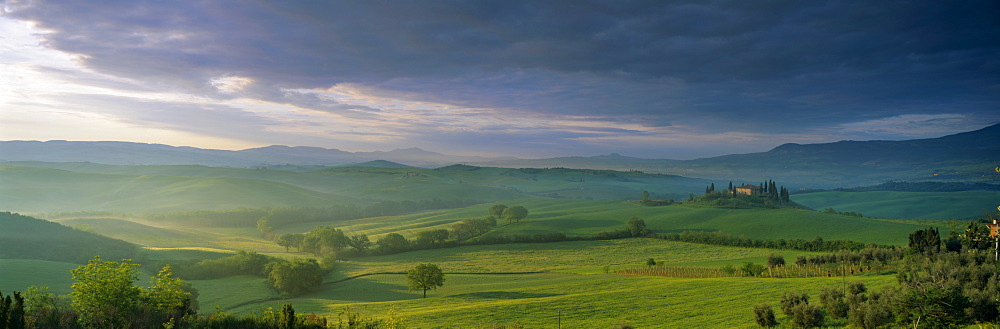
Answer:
[[479, 124, 1000, 187], [0, 141, 504, 168], [2, 124, 999, 187]]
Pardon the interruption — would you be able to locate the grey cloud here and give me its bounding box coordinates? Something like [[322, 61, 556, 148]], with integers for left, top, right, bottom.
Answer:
[[62, 94, 279, 139], [5, 0, 998, 149]]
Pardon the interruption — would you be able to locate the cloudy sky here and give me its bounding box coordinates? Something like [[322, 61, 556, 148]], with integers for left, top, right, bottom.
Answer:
[[1, 1, 997, 159]]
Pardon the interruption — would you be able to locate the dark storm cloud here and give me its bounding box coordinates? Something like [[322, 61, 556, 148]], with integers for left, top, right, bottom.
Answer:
[[5, 0, 999, 141]]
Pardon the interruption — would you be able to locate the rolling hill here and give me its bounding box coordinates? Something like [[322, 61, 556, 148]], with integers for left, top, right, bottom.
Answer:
[[0, 165, 352, 212], [0, 212, 136, 263], [0, 162, 711, 214], [480, 123, 1000, 187], [3, 124, 998, 188], [793, 190, 1000, 220]]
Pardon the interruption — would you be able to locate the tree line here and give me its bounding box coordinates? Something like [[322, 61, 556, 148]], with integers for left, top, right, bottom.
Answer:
[[649, 231, 881, 252], [270, 204, 530, 259], [756, 220, 1000, 328], [158, 251, 327, 296]]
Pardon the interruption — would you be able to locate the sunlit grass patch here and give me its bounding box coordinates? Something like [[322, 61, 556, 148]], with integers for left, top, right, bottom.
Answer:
[[333, 238, 822, 279], [190, 275, 280, 311]]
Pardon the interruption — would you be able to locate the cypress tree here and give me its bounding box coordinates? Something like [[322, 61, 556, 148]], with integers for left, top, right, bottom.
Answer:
[[280, 303, 295, 329], [0, 293, 10, 329], [728, 181, 734, 192], [9, 292, 24, 329]]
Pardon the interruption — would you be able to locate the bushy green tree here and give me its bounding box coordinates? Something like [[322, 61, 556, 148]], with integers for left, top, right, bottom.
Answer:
[[347, 234, 372, 255], [70, 257, 143, 329], [961, 219, 992, 251], [502, 206, 528, 224], [908, 227, 941, 254], [378, 233, 410, 254], [143, 265, 192, 318], [68, 257, 202, 329], [741, 262, 767, 277], [301, 226, 348, 257], [488, 204, 508, 219], [780, 291, 809, 316], [626, 217, 648, 237], [895, 284, 967, 328], [267, 259, 323, 295], [818, 286, 848, 319], [790, 302, 824, 328], [845, 282, 896, 329], [407, 264, 445, 298], [766, 254, 785, 268], [753, 303, 777, 328], [415, 229, 450, 248], [276, 233, 305, 252]]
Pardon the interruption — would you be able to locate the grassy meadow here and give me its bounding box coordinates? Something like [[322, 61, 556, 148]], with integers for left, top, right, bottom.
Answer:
[[330, 238, 825, 278], [793, 190, 1000, 220], [279, 199, 937, 246], [3, 161, 988, 328], [0, 259, 81, 295], [232, 271, 898, 328]]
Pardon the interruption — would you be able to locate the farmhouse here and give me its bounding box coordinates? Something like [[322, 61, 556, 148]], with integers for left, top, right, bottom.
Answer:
[[735, 184, 762, 196]]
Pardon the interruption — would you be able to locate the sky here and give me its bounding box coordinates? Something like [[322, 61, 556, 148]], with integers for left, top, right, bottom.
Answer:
[[1, 1, 998, 159]]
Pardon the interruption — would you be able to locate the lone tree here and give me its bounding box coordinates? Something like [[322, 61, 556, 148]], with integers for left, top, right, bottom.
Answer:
[[626, 217, 648, 237], [489, 204, 508, 219], [407, 263, 445, 298], [502, 206, 529, 224]]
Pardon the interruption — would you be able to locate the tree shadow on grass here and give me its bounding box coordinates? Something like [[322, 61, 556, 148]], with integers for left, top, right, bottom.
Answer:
[[306, 276, 417, 302], [449, 291, 561, 300], [655, 228, 718, 234]]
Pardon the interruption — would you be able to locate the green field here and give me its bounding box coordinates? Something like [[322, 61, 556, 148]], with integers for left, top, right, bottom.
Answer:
[[0, 162, 712, 214], [213, 237, 893, 328], [231, 272, 897, 328], [1, 161, 980, 328], [0, 259, 81, 295], [65, 198, 934, 253], [0, 165, 350, 213], [793, 190, 1000, 220], [331, 238, 824, 278], [273, 199, 934, 246]]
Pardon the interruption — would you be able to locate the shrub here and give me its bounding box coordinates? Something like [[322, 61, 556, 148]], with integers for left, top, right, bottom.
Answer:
[[818, 286, 848, 319], [753, 303, 778, 328], [791, 302, 825, 328], [766, 254, 785, 268], [741, 262, 767, 277], [780, 292, 809, 316], [848, 299, 893, 329]]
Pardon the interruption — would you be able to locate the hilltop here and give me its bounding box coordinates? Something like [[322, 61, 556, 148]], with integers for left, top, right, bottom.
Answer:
[[480, 123, 1000, 187], [0, 163, 709, 213], [3, 124, 999, 187], [0, 212, 136, 263]]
